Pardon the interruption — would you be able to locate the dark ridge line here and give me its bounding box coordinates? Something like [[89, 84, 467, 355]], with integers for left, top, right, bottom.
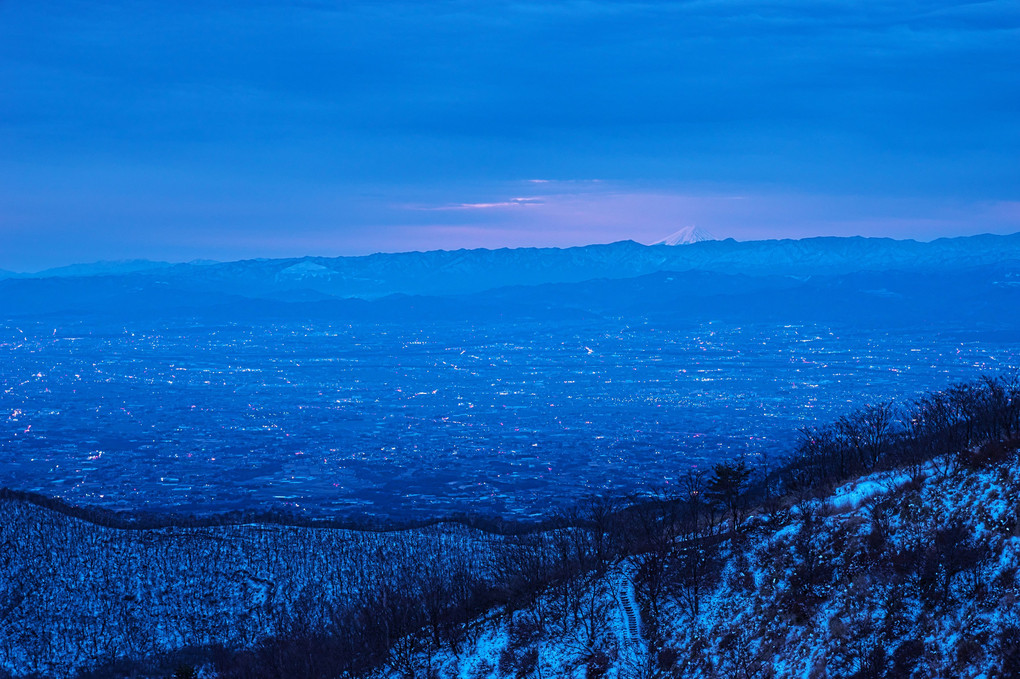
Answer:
[[0, 486, 570, 537]]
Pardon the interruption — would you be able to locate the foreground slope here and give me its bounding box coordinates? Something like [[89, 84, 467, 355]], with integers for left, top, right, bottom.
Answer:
[[653, 458, 1020, 678], [2, 376, 1019, 678], [0, 511, 506, 678], [381, 453, 1020, 679]]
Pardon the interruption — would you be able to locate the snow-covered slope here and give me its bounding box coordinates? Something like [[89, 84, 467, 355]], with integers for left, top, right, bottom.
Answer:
[[372, 455, 1020, 679], [652, 460, 1020, 678], [0, 513, 505, 678], [2, 389, 1019, 678]]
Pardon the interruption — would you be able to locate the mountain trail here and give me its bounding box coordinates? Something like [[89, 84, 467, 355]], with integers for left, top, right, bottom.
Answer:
[[612, 561, 647, 679]]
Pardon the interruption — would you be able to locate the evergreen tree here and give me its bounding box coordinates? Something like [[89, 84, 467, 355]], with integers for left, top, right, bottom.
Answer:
[[707, 458, 751, 529]]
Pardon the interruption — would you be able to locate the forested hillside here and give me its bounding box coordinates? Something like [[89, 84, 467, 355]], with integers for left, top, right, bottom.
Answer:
[[376, 450, 1020, 679], [2, 374, 1019, 679]]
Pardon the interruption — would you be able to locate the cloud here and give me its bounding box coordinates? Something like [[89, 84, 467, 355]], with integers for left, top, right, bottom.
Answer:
[[0, 1, 1017, 266], [396, 182, 1020, 248], [416, 197, 544, 211]]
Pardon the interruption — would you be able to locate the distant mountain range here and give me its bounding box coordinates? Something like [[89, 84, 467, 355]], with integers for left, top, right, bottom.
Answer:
[[2, 233, 1019, 321], [0, 259, 176, 280]]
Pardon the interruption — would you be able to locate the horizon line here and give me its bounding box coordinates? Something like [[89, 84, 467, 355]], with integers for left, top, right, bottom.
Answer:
[[5, 230, 1018, 276]]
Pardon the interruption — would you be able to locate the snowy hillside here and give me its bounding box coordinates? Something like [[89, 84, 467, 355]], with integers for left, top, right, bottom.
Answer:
[[1, 375, 1019, 678], [369, 454, 1020, 679], [0, 513, 507, 678], [652, 459, 1020, 678]]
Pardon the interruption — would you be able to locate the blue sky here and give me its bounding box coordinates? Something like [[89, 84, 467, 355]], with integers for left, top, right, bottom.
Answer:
[[1, 0, 1018, 269]]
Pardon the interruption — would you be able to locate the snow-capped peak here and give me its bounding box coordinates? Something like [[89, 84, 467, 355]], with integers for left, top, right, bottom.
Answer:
[[654, 226, 715, 246], [276, 260, 335, 279]]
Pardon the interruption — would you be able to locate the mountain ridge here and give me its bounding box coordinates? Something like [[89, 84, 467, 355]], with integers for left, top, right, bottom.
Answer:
[[4, 232, 1020, 305]]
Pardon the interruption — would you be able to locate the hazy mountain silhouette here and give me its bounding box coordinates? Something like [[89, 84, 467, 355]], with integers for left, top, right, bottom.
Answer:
[[2, 233, 1019, 322]]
